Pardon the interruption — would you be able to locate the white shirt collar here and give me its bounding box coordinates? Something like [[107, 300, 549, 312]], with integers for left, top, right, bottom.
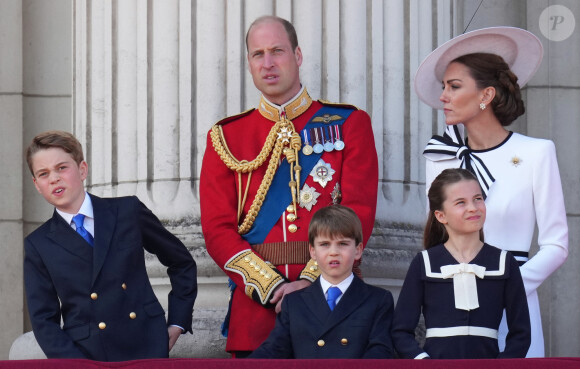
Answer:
[[319, 273, 354, 295], [56, 192, 94, 225]]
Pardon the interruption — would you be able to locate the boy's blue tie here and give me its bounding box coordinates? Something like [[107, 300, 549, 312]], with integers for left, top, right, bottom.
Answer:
[[326, 286, 342, 311], [72, 214, 94, 247]]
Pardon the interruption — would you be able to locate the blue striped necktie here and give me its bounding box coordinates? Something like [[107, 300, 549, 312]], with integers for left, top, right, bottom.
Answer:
[[72, 214, 94, 247]]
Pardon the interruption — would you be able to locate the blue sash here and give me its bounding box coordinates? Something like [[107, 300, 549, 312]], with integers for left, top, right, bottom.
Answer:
[[242, 106, 354, 244]]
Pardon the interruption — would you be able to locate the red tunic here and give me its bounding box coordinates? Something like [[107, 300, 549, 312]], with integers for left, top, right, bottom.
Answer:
[[200, 91, 378, 352]]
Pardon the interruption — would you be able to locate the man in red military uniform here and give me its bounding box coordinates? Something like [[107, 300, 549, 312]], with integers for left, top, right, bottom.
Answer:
[[200, 15, 378, 356]]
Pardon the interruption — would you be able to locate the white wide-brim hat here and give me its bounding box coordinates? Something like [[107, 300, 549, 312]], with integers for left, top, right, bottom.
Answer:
[[414, 26, 544, 109]]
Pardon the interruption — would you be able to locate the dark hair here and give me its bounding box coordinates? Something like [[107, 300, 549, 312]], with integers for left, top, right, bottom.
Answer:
[[309, 205, 363, 246], [26, 131, 84, 176], [452, 53, 525, 126], [245, 15, 299, 52], [424, 168, 484, 249]]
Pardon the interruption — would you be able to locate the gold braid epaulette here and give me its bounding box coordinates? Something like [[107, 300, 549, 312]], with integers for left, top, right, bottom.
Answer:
[[318, 99, 361, 111], [210, 121, 279, 173]]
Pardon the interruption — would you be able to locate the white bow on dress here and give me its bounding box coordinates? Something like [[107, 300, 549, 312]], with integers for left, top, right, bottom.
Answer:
[[440, 263, 486, 311]]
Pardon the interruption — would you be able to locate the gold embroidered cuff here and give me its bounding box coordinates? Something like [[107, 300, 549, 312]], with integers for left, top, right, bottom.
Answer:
[[224, 250, 285, 306], [299, 258, 321, 282]]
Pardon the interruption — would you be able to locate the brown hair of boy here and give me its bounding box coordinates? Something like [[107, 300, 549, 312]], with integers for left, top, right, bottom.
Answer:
[[308, 205, 363, 246], [26, 131, 85, 176], [424, 168, 484, 249]]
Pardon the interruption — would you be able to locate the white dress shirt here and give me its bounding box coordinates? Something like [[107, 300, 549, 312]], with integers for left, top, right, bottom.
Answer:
[[56, 192, 95, 237], [319, 273, 354, 306]]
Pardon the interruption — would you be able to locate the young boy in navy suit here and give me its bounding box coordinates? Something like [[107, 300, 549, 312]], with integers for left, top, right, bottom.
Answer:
[[250, 205, 394, 359], [24, 131, 198, 361]]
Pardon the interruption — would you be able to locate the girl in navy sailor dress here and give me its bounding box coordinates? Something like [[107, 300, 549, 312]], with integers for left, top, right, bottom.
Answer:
[[392, 168, 530, 359]]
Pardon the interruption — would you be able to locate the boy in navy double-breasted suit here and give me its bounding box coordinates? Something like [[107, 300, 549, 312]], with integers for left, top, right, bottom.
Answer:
[[250, 205, 394, 359], [24, 131, 197, 361]]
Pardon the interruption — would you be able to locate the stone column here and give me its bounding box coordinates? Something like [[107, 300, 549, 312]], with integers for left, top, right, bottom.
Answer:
[[16, 0, 73, 360], [526, 0, 580, 357], [365, 0, 434, 294], [72, 0, 229, 357], [0, 0, 23, 360]]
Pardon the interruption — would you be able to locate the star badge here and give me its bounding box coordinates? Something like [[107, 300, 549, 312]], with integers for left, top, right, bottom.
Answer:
[[299, 184, 320, 211], [310, 159, 335, 188]]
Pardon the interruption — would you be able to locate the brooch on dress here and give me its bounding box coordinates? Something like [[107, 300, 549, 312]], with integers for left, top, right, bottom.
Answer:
[[510, 156, 522, 167]]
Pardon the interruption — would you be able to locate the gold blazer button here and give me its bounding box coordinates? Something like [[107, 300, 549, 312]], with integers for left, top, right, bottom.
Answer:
[[129, 312, 137, 319], [90, 293, 98, 300], [317, 340, 325, 347], [98, 322, 106, 330], [341, 338, 348, 345]]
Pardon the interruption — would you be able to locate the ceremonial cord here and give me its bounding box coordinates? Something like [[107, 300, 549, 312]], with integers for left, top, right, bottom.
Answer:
[[210, 118, 302, 235]]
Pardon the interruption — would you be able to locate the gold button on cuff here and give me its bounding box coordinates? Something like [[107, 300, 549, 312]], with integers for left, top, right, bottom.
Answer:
[[288, 224, 298, 233], [98, 322, 106, 330], [317, 339, 325, 347], [129, 312, 137, 319], [286, 204, 295, 213], [341, 338, 348, 345], [90, 293, 98, 300], [121, 283, 127, 290]]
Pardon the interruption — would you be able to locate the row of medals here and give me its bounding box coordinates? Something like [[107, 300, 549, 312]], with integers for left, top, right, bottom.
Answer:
[[302, 125, 345, 155]]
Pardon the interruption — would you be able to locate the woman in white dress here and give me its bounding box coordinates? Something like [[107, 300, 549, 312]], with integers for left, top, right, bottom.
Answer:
[[416, 27, 568, 357]]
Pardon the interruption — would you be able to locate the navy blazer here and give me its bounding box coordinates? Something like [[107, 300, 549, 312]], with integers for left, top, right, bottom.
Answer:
[[250, 275, 394, 359], [24, 194, 197, 361]]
